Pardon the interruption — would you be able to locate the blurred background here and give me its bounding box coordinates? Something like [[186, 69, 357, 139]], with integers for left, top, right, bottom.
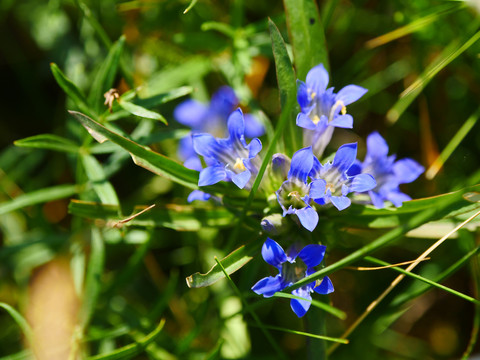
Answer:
[[1, 0, 480, 359]]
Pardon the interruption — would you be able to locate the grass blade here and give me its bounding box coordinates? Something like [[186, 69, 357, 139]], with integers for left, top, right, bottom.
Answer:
[[426, 107, 480, 179], [0, 184, 80, 216], [272, 292, 346, 320], [87, 319, 166, 360], [0, 302, 33, 345], [79, 228, 105, 331], [14, 134, 79, 154], [387, 25, 480, 125]]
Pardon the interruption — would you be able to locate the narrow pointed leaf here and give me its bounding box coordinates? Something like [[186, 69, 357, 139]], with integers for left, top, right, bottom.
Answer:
[[80, 154, 120, 206], [186, 241, 262, 288], [50, 63, 96, 118], [69, 111, 200, 190], [118, 100, 168, 125], [14, 134, 79, 154], [0, 302, 33, 344], [269, 18, 300, 154], [88, 36, 125, 113], [0, 184, 80, 216], [284, 0, 329, 78]]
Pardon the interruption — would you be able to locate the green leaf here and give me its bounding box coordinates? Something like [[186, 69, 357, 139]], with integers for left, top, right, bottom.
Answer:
[[68, 200, 235, 231], [268, 18, 299, 154], [88, 36, 126, 114], [87, 319, 166, 360], [387, 26, 480, 124], [118, 100, 168, 125], [183, 0, 198, 14], [14, 134, 79, 154], [0, 184, 80, 216], [186, 241, 262, 288], [50, 63, 96, 118], [79, 228, 105, 331], [69, 111, 200, 190], [0, 302, 33, 345], [283, 0, 329, 78], [80, 154, 120, 206]]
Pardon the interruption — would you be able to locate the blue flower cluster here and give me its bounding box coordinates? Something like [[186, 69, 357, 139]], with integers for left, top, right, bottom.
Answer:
[[174, 65, 423, 317]]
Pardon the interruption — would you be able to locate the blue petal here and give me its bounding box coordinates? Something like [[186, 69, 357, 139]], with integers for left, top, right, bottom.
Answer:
[[227, 108, 246, 143], [192, 133, 218, 158], [296, 112, 317, 130], [297, 80, 311, 110], [288, 147, 314, 183], [261, 238, 287, 269], [306, 64, 329, 95], [187, 190, 211, 203], [178, 135, 196, 161], [198, 166, 226, 186], [330, 195, 351, 211], [247, 138, 262, 158], [309, 179, 327, 199], [210, 86, 238, 117], [329, 114, 353, 129], [350, 173, 376, 193], [393, 158, 424, 184], [296, 206, 319, 232], [336, 85, 367, 106], [366, 131, 389, 159], [173, 99, 209, 128], [332, 143, 357, 173], [369, 190, 385, 208], [229, 168, 251, 189], [290, 288, 312, 318], [346, 160, 362, 177], [386, 190, 411, 207], [309, 156, 323, 178], [297, 244, 326, 268], [252, 275, 284, 298], [244, 113, 265, 138], [314, 276, 334, 294], [184, 157, 203, 171]]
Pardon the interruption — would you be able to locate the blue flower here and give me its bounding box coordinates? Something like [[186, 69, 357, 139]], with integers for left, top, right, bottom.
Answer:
[[252, 238, 334, 318], [309, 143, 376, 210], [275, 147, 319, 232], [174, 86, 265, 171], [296, 64, 367, 157], [192, 108, 262, 189], [348, 132, 424, 208]]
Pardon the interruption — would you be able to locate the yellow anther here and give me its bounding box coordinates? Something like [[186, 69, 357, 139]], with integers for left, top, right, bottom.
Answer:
[[310, 91, 317, 100], [288, 191, 301, 199], [234, 158, 246, 171], [312, 115, 321, 125], [333, 100, 347, 115]]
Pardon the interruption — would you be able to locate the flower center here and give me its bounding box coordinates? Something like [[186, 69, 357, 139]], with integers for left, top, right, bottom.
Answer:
[[312, 115, 321, 125], [281, 260, 307, 284], [277, 180, 309, 211], [234, 158, 246, 171]]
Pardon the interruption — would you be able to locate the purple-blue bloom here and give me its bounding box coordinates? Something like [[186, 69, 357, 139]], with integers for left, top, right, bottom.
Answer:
[[275, 147, 318, 232], [296, 64, 367, 157], [252, 238, 334, 318], [174, 86, 265, 171], [192, 108, 262, 189], [309, 143, 376, 210], [349, 132, 424, 208]]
